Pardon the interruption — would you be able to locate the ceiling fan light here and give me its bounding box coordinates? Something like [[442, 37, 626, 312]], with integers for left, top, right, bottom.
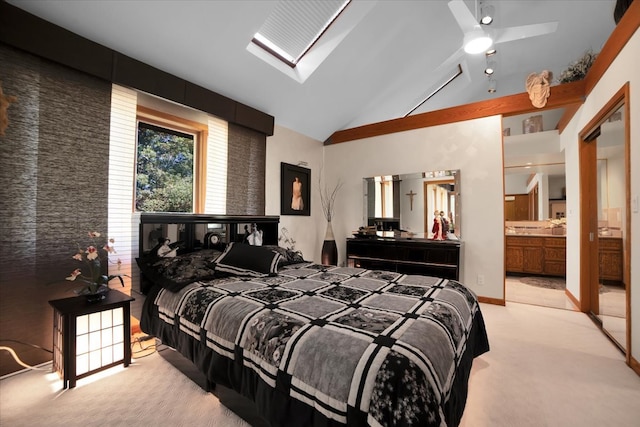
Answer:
[[484, 60, 496, 75], [488, 78, 497, 93], [480, 4, 494, 25], [463, 30, 493, 54]]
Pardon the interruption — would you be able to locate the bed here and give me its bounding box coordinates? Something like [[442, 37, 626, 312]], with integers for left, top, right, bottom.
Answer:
[[138, 214, 489, 427]]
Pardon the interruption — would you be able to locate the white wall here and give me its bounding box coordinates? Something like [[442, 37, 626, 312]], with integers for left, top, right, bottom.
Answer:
[[527, 173, 550, 220], [322, 116, 505, 299], [265, 125, 325, 263], [505, 174, 529, 195], [548, 175, 565, 200], [561, 28, 640, 364]]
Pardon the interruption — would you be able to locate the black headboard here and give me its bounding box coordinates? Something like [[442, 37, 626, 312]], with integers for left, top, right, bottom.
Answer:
[[139, 213, 280, 255]]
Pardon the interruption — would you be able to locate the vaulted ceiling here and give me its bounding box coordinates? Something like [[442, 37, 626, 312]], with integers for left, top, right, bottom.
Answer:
[[9, 0, 617, 141]]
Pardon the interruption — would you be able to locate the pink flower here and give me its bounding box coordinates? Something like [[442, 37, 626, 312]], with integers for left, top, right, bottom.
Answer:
[[66, 269, 82, 281], [65, 230, 127, 295], [86, 246, 98, 260]]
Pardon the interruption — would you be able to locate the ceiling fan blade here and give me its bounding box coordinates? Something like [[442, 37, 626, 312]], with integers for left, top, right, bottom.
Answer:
[[432, 46, 465, 77], [448, 0, 479, 34], [494, 22, 558, 44]]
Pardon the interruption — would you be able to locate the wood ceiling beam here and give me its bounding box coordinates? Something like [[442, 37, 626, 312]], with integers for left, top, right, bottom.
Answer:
[[325, 81, 585, 145]]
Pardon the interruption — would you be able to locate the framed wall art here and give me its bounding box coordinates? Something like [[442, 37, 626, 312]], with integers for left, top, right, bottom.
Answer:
[[281, 162, 310, 216], [522, 115, 543, 134]]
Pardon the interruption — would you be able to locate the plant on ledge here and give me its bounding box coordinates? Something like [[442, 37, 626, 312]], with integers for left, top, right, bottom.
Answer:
[[557, 50, 597, 84], [66, 231, 127, 298]]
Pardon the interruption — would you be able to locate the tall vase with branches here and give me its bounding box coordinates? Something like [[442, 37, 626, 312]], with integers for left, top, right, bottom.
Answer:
[[319, 170, 343, 266]]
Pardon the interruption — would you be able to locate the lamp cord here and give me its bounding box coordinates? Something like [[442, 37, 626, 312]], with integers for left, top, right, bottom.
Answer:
[[0, 346, 49, 371]]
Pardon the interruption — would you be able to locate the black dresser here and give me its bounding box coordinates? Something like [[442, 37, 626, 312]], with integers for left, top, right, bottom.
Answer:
[[346, 238, 462, 280]]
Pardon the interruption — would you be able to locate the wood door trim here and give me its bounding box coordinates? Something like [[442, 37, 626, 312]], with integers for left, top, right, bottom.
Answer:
[[578, 137, 598, 313], [622, 85, 631, 364]]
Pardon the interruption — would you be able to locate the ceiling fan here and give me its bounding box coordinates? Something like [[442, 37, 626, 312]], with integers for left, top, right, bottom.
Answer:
[[436, 0, 558, 71]]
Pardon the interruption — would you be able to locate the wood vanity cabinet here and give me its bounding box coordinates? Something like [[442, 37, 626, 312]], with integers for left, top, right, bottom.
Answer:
[[506, 235, 623, 282], [543, 238, 567, 276], [505, 236, 565, 277], [346, 238, 461, 280], [599, 237, 623, 283]]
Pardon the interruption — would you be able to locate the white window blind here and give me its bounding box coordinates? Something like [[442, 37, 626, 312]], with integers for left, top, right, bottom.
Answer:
[[108, 84, 138, 290], [205, 116, 228, 214]]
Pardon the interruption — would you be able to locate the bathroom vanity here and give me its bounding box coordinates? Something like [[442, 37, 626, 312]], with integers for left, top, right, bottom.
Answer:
[[505, 234, 623, 283]]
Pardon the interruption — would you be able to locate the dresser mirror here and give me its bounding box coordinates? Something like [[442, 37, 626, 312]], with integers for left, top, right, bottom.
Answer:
[[363, 170, 460, 239]]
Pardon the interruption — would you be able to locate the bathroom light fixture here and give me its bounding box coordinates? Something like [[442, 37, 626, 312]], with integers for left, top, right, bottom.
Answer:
[[480, 3, 494, 25], [486, 48, 496, 56]]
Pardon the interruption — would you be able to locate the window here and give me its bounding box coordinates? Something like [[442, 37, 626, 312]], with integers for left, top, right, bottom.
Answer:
[[251, 0, 351, 68], [246, 0, 376, 84], [135, 107, 208, 213]]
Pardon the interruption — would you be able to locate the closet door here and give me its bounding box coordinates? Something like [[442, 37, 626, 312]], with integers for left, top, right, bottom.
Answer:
[[579, 86, 629, 357]]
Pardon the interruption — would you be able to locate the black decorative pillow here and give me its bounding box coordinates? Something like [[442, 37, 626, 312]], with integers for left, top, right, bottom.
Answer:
[[263, 245, 307, 266], [136, 249, 221, 292], [213, 242, 281, 277]]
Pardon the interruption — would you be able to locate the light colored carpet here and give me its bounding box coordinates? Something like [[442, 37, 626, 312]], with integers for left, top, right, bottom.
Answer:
[[0, 350, 250, 427], [460, 302, 640, 427], [2, 302, 640, 427], [506, 275, 579, 311]]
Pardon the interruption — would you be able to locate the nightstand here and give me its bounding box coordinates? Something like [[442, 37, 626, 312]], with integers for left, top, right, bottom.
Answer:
[[49, 290, 134, 389]]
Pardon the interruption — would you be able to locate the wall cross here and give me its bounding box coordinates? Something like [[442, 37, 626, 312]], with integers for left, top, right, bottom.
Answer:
[[406, 190, 417, 211]]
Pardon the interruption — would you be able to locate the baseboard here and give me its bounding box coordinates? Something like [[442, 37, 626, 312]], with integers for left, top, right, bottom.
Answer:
[[478, 296, 505, 306], [629, 355, 640, 376], [0, 360, 52, 380], [565, 288, 582, 311]]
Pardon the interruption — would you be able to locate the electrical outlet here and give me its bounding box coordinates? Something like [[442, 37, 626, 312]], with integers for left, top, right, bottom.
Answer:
[[477, 274, 485, 285]]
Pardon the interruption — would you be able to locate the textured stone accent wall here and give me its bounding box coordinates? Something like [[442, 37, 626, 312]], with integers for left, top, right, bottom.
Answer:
[[226, 123, 266, 215], [0, 44, 111, 375]]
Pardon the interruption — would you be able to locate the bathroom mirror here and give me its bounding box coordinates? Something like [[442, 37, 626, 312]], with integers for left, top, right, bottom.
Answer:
[[363, 170, 460, 239]]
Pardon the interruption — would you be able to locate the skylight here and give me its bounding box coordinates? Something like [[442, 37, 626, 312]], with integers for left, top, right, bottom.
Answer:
[[251, 0, 351, 68]]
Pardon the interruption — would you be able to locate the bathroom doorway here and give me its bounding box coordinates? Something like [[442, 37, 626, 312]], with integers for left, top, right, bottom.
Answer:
[[503, 108, 576, 311]]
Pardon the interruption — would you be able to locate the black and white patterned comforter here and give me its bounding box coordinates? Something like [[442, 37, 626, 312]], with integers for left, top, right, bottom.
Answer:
[[141, 263, 489, 427]]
